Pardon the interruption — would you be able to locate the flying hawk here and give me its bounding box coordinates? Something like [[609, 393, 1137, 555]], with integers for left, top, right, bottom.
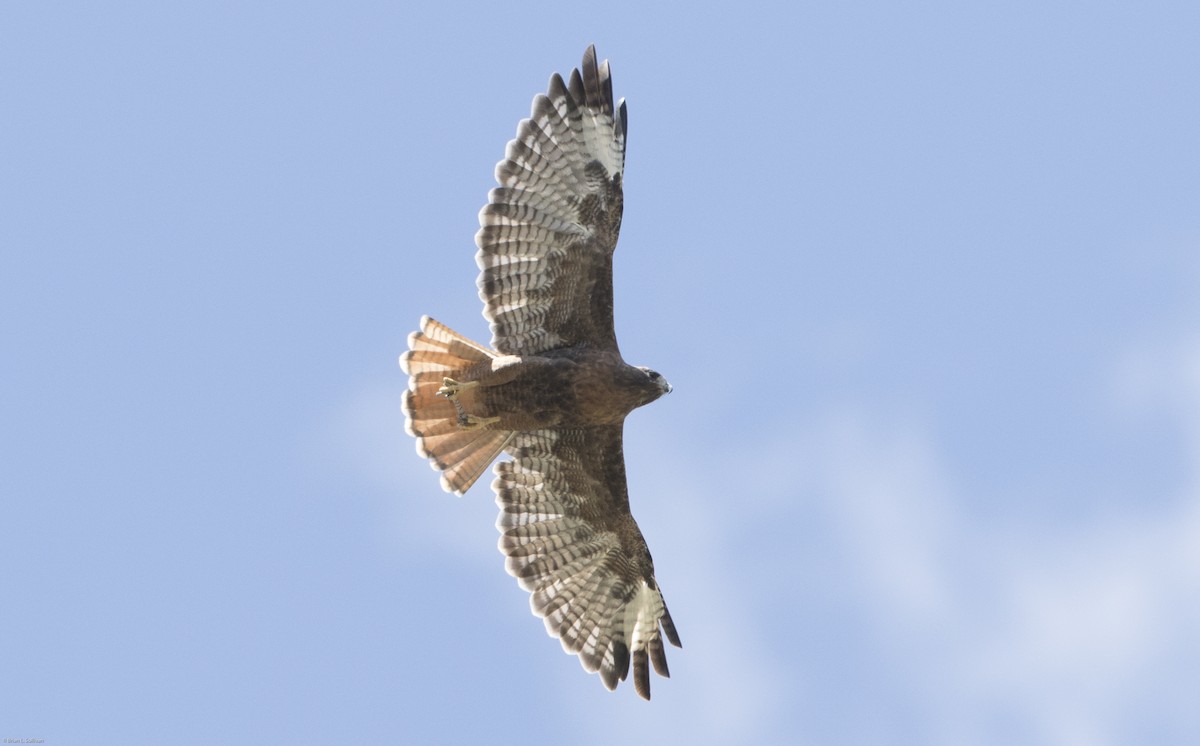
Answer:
[[399, 46, 680, 699]]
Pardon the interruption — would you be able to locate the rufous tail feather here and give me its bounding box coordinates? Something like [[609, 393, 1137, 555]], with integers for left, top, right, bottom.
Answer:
[[399, 316, 513, 495]]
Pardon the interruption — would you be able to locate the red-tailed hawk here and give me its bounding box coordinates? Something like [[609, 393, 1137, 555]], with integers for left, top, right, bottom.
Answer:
[[399, 46, 680, 699]]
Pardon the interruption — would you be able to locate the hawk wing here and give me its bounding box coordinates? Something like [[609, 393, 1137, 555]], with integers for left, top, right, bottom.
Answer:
[[495, 427, 681, 699], [475, 45, 626, 355]]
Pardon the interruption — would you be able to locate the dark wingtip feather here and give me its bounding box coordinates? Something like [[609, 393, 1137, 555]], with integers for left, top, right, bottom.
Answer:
[[580, 44, 600, 92], [598, 59, 614, 113], [613, 640, 630, 682], [576, 44, 615, 118], [661, 603, 682, 648], [568, 67, 584, 105], [648, 636, 669, 678], [600, 640, 629, 691], [547, 72, 569, 104], [632, 648, 650, 700]]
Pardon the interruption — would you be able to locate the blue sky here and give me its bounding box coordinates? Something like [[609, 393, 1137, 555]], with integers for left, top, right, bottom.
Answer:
[[4, 1, 1200, 743]]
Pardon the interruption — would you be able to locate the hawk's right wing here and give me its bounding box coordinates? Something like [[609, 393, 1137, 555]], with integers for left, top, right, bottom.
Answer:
[[494, 427, 680, 699]]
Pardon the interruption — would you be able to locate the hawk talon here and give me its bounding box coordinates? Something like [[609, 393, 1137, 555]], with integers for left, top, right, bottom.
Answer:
[[458, 414, 500, 430], [437, 377, 478, 399]]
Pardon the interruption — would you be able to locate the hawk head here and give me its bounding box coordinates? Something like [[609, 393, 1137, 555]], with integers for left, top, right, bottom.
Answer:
[[638, 366, 673, 400]]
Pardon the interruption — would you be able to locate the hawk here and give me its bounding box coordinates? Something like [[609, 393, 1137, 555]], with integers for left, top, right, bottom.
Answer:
[[398, 46, 680, 699]]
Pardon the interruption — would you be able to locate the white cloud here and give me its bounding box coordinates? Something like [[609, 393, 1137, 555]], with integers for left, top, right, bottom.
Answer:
[[1111, 332, 1200, 468], [789, 337, 1200, 744], [815, 411, 959, 624]]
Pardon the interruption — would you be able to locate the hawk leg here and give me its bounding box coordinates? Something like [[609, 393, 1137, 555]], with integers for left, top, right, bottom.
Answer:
[[437, 377, 497, 429]]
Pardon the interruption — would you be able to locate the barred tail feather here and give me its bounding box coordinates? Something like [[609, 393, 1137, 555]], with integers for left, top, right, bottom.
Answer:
[[399, 316, 514, 495]]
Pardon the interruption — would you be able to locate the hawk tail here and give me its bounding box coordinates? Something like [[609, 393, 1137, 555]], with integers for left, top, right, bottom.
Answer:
[[399, 316, 514, 495]]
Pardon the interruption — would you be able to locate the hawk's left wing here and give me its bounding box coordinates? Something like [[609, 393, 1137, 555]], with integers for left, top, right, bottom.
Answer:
[[475, 45, 627, 356], [494, 427, 680, 699]]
